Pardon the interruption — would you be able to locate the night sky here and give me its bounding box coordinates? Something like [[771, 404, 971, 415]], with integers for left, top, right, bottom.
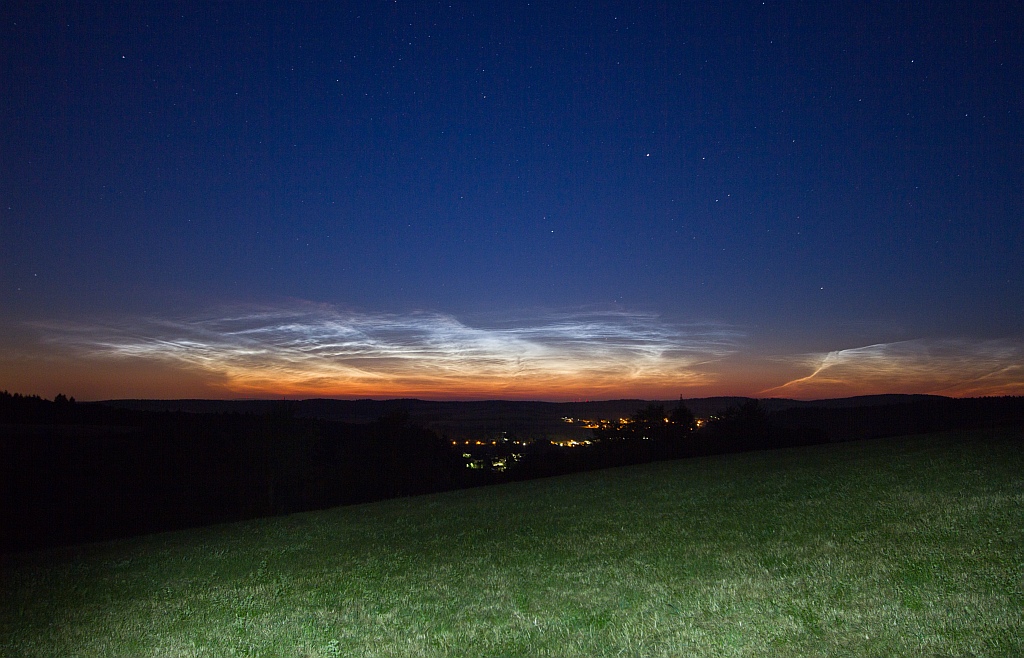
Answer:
[[2, 2, 1022, 401]]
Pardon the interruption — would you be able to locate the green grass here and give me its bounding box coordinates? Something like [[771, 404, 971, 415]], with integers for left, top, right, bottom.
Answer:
[[2, 428, 1022, 657]]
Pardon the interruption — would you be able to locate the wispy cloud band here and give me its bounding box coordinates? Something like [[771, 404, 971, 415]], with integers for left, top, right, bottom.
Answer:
[[21, 305, 1024, 399], [37, 304, 743, 398]]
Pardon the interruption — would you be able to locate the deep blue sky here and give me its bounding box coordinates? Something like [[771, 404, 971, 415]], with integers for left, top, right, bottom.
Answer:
[[2, 2, 1022, 400]]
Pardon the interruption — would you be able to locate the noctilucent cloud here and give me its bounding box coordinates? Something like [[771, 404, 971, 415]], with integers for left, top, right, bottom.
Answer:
[[2, 2, 1022, 400]]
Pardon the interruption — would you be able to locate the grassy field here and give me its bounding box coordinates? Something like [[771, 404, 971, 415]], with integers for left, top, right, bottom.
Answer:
[[2, 428, 1022, 657]]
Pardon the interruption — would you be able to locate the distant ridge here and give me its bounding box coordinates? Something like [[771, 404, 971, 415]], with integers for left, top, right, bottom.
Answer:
[[763, 394, 950, 409], [100, 395, 957, 440], [103, 393, 950, 417]]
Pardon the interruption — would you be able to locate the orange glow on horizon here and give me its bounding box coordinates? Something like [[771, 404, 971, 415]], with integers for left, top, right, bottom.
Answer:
[[4, 306, 1022, 401], [4, 351, 1022, 402]]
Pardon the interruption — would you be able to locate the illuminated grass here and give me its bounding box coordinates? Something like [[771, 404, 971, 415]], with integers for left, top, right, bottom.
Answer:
[[2, 428, 1022, 657]]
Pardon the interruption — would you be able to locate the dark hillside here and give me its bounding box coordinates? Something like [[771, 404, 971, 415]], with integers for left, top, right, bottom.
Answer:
[[770, 396, 1024, 442], [4, 391, 1022, 553]]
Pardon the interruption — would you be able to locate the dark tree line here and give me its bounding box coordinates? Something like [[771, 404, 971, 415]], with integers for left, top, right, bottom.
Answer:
[[589, 400, 695, 442]]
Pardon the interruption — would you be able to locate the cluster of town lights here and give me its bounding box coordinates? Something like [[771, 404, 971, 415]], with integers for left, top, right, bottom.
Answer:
[[453, 413, 709, 473]]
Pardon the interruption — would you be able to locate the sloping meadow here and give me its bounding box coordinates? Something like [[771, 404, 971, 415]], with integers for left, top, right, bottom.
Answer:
[[2, 428, 1022, 657]]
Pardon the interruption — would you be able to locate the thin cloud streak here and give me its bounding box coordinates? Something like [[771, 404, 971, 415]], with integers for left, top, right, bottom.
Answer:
[[761, 339, 1024, 398], [38, 305, 744, 399]]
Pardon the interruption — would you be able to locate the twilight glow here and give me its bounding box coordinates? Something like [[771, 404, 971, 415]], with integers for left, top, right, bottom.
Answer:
[[2, 304, 1021, 401]]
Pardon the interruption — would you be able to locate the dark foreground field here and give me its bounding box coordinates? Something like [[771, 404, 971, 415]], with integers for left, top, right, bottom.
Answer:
[[2, 428, 1021, 657]]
